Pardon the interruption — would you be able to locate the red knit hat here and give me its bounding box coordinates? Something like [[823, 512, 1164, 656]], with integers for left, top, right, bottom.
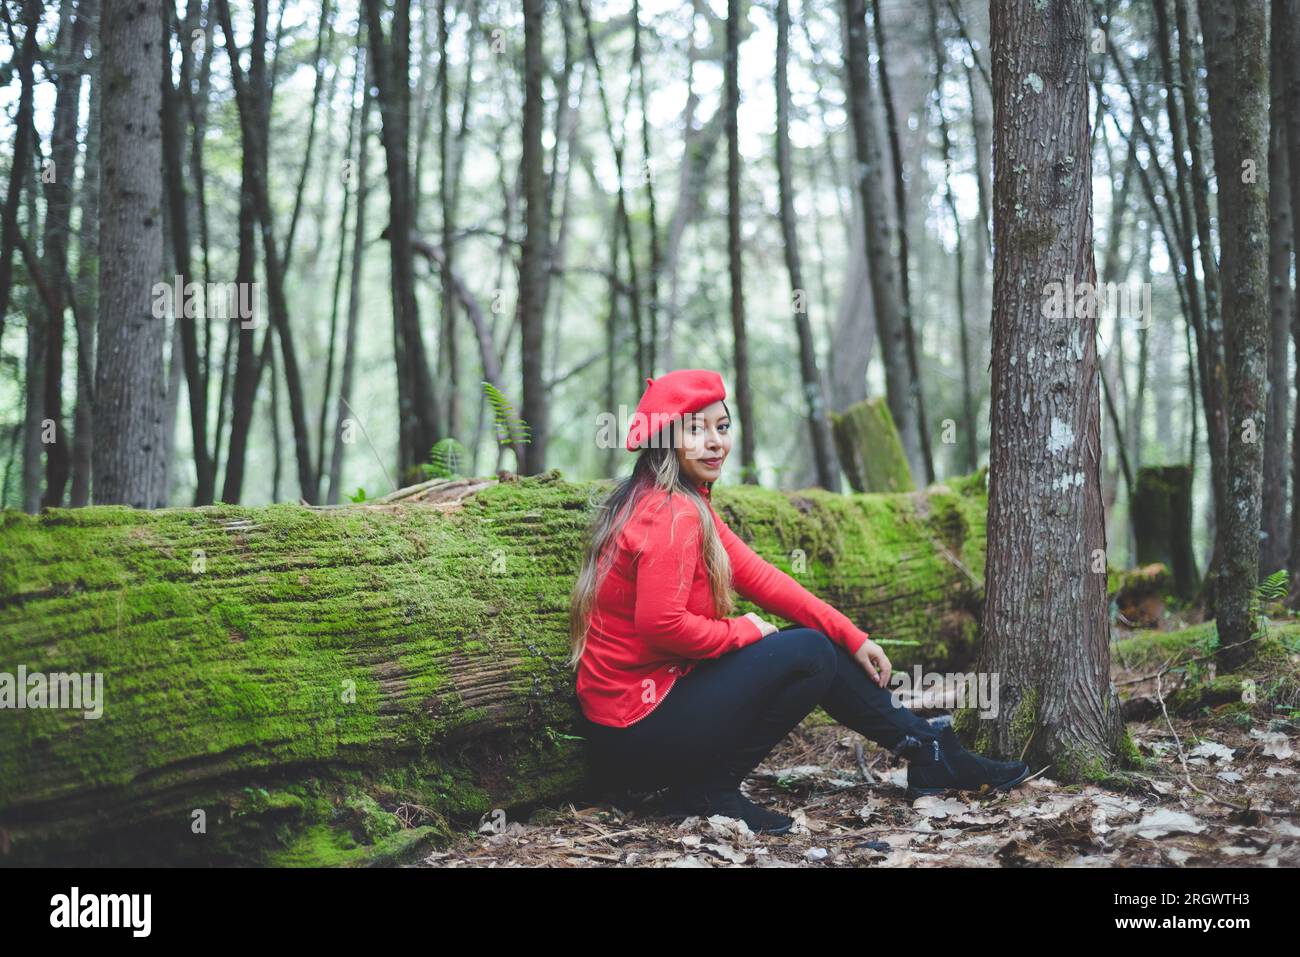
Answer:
[[625, 369, 727, 451]]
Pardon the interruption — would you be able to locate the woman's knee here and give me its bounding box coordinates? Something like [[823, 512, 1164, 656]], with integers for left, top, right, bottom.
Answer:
[[766, 627, 838, 682]]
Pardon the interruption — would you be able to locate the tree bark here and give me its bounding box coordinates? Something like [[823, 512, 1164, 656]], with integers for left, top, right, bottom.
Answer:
[[726, 0, 757, 483], [1200, 0, 1270, 670], [0, 0, 41, 336], [364, 0, 440, 481], [518, 0, 550, 474], [92, 0, 168, 508], [974, 0, 1125, 778], [840, 0, 922, 483], [70, 0, 101, 509], [776, 0, 838, 492], [1262, 0, 1293, 575], [160, 0, 214, 505]]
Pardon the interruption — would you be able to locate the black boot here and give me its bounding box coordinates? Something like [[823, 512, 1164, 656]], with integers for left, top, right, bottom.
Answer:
[[896, 724, 1030, 801], [660, 784, 795, 835]]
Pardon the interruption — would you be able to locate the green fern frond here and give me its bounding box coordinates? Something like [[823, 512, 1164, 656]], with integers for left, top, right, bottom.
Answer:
[[425, 438, 468, 479], [1257, 569, 1289, 602], [482, 381, 532, 446]]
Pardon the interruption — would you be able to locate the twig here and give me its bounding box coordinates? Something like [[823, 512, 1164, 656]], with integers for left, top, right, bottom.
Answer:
[[1154, 671, 1299, 818], [338, 396, 399, 495], [1114, 634, 1266, 687]]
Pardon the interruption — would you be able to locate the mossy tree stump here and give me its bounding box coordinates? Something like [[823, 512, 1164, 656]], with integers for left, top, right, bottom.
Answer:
[[830, 397, 916, 493], [1132, 465, 1199, 602]]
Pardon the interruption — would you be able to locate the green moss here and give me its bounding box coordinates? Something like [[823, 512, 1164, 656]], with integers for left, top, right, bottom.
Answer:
[[1112, 621, 1218, 670], [0, 469, 989, 864], [1007, 688, 1037, 756]]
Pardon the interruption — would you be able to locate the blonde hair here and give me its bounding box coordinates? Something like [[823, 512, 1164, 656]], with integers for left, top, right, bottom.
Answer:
[[568, 417, 734, 668]]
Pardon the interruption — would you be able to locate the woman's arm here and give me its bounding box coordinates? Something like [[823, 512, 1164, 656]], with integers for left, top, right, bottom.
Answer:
[[630, 498, 767, 659], [712, 511, 870, 655]]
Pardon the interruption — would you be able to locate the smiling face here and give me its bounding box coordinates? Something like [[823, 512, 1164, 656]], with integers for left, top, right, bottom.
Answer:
[[674, 400, 732, 486]]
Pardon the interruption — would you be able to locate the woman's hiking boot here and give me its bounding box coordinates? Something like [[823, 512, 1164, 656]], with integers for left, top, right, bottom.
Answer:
[[896, 724, 1031, 801]]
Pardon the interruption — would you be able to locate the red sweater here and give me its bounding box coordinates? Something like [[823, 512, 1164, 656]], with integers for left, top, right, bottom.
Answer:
[[576, 479, 871, 728]]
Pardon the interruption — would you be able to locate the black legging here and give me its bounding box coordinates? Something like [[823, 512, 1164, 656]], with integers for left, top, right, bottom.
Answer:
[[578, 625, 942, 796]]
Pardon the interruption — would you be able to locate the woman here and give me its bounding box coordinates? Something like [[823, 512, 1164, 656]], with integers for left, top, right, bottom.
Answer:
[[569, 369, 1029, 834]]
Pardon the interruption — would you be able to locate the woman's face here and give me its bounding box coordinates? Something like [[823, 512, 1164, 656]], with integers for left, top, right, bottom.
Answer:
[[675, 400, 732, 486]]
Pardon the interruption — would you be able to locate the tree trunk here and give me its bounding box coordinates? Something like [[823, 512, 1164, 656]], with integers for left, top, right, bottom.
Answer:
[[776, 0, 838, 492], [219, 0, 270, 505], [0, 0, 41, 335], [973, 0, 1125, 779], [1262, 0, 1293, 575], [926, 0, 976, 475], [40, 0, 92, 509], [1200, 0, 1270, 671], [160, 0, 214, 505], [518, 0, 549, 474], [364, 0, 439, 481], [70, 0, 101, 509], [873, 0, 935, 484], [725, 0, 756, 483], [840, 0, 922, 483], [1281, 0, 1300, 608], [0, 470, 990, 865], [92, 0, 167, 508], [328, 46, 374, 506]]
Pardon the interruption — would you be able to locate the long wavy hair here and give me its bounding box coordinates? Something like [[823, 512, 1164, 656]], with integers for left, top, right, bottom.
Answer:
[[568, 411, 735, 668]]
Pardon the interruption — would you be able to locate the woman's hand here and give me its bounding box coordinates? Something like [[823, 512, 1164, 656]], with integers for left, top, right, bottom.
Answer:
[[853, 638, 892, 688], [744, 612, 779, 637]]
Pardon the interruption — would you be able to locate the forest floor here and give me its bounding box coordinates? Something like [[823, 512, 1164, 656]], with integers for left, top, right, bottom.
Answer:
[[417, 621, 1300, 868]]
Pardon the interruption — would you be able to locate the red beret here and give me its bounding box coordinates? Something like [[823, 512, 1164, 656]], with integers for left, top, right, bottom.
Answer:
[[626, 369, 727, 451]]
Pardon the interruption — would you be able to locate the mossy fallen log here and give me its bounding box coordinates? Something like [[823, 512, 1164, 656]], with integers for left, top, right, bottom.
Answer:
[[0, 468, 987, 865]]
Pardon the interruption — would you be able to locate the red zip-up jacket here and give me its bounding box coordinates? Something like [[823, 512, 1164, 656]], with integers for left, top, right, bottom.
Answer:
[[576, 478, 871, 728]]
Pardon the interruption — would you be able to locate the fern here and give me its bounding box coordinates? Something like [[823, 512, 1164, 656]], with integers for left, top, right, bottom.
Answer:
[[1257, 569, 1289, 602], [424, 438, 468, 479], [349, 487, 368, 503], [482, 381, 531, 446]]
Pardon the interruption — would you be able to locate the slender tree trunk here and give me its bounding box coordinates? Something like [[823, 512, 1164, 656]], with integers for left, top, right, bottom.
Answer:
[[926, 0, 976, 474], [1177, 0, 1230, 605], [0, 0, 41, 335], [1262, 0, 1293, 574], [518, 0, 549, 473], [841, 0, 922, 483], [975, 0, 1124, 775], [725, 0, 757, 483], [217, 0, 317, 503], [160, 0, 214, 504], [39, 0, 92, 508], [71, 0, 101, 508], [93, 0, 167, 507], [775, 0, 838, 492], [873, 0, 935, 483], [1199, 0, 1270, 669], [633, 0, 662, 378], [364, 0, 439, 480], [328, 47, 373, 506], [1283, 0, 1300, 607]]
